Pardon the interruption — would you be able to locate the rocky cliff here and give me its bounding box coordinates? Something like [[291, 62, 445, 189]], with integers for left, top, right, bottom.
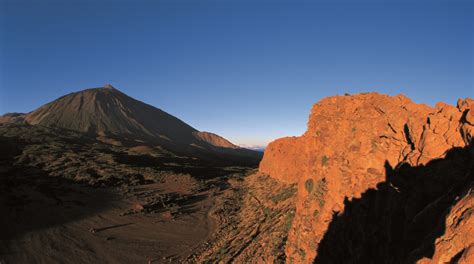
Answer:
[[259, 93, 473, 263]]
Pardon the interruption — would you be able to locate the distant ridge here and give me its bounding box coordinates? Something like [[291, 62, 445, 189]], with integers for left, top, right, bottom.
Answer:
[[238, 144, 266, 152]]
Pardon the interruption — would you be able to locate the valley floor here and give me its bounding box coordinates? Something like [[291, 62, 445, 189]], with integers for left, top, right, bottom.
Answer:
[[1, 169, 298, 264], [1, 175, 219, 263]]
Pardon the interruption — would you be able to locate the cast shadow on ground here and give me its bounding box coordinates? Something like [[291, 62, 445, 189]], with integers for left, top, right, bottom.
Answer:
[[0, 135, 118, 257]]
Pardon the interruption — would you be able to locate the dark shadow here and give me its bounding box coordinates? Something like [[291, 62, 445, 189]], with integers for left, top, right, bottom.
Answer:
[[0, 134, 117, 258], [315, 142, 473, 263], [92, 126, 263, 168], [0, 122, 256, 262], [94, 223, 134, 232], [137, 191, 209, 216], [1, 123, 258, 183], [113, 151, 254, 180]]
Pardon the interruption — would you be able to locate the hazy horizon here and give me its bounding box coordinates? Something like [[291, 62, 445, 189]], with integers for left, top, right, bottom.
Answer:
[[1, 0, 473, 146]]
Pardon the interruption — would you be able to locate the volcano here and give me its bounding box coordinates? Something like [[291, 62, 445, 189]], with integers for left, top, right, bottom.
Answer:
[[4, 84, 260, 162]]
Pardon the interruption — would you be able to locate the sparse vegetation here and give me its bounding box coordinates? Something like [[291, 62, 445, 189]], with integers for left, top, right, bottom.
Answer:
[[313, 178, 328, 208], [257, 173, 270, 182], [219, 247, 228, 255], [271, 185, 297, 204], [299, 248, 306, 258], [305, 179, 314, 193], [321, 155, 330, 166], [371, 139, 377, 151], [313, 209, 319, 218], [284, 209, 296, 232], [263, 207, 272, 217]]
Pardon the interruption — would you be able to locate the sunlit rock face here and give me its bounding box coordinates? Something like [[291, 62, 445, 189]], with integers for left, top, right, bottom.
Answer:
[[259, 93, 473, 263]]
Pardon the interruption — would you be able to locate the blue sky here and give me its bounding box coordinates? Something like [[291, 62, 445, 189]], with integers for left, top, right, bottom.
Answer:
[[0, 0, 472, 146]]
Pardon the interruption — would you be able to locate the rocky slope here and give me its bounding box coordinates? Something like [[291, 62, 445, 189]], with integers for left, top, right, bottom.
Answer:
[[259, 93, 473, 263], [193, 131, 239, 149], [187, 172, 297, 263]]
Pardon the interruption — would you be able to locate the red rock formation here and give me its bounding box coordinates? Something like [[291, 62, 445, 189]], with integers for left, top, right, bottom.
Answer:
[[259, 93, 473, 263]]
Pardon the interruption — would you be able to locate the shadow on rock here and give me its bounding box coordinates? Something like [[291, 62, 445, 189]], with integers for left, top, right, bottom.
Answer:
[[315, 142, 473, 263]]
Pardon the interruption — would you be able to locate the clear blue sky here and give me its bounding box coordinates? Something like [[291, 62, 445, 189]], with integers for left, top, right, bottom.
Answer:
[[0, 0, 472, 146]]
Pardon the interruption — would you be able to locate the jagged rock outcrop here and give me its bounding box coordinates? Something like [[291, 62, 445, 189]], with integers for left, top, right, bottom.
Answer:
[[259, 93, 473, 263], [416, 187, 473, 264]]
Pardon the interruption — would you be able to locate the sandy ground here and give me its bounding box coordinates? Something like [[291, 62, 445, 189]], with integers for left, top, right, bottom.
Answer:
[[0, 179, 217, 264]]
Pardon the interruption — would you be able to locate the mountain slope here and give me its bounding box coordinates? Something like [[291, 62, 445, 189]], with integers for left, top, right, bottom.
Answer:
[[26, 85, 198, 143], [4, 84, 261, 161]]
